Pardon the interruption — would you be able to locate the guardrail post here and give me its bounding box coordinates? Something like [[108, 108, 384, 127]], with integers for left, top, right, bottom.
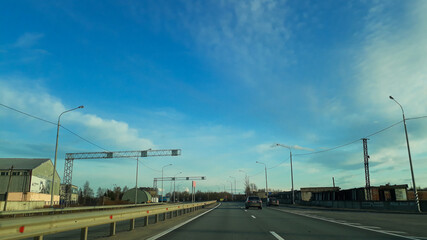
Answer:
[[110, 222, 116, 236], [129, 218, 135, 231], [34, 236, 43, 240], [145, 216, 149, 226], [80, 227, 88, 240]]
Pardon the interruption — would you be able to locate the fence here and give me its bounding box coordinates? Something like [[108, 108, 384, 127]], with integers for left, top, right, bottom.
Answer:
[[297, 200, 426, 212]]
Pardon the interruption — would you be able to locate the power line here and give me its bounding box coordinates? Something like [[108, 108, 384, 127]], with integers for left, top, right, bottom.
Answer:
[[407, 115, 427, 121], [268, 156, 290, 170], [1, 102, 164, 172], [61, 126, 109, 151], [1, 102, 108, 151], [0, 103, 57, 125], [294, 120, 403, 156]]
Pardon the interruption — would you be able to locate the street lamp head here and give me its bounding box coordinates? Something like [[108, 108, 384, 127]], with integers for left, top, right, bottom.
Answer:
[[78, 105, 84, 109], [389, 96, 394, 100]]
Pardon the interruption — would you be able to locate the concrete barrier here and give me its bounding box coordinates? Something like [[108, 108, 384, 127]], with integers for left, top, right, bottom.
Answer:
[[0, 201, 45, 211]]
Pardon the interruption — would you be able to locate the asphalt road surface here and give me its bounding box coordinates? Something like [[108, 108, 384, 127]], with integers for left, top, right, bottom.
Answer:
[[149, 202, 427, 240]]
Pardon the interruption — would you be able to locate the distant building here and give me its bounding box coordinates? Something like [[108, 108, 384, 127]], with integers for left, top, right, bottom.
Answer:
[[0, 158, 61, 205], [121, 188, 152, 203], [300, 187, 341, 201]]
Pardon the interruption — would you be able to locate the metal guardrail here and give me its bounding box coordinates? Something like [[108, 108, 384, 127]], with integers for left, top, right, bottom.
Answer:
[[0, 202, 163, 217], [0, 201, 217, 240]]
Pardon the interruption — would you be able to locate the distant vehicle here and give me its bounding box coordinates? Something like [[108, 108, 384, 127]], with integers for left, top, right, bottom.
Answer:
[[245, 196, 262, 209], [267, 197, 279, 206]]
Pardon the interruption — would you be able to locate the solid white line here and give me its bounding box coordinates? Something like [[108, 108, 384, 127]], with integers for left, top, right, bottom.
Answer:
[[362, 226, 382, 229], [384, 231, 408, 234], [271, 208, 419, 240], [251, 215, 256, 219], [147, 203, 221, 240], [270, 231, 285, 240]]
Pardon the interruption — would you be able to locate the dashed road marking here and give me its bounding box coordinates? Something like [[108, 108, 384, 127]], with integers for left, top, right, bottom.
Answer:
[[270, 231, 285, 240], [251, 215, 256, 219]]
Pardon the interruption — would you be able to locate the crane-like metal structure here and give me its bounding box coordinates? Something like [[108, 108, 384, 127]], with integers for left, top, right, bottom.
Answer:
[[362, 138, 371, 200], [153, 176, 206, 203], [153, 176, 206, 189], [62, 149, 181, 204]]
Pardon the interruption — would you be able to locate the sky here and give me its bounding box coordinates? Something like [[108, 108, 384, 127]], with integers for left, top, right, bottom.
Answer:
[[1, 0, 426, 194]]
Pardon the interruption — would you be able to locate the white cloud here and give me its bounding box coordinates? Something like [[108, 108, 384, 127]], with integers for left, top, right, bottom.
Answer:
[[0, 77, 155, 152], [355, 1, 427, 118], [13, 33, 44, 48]]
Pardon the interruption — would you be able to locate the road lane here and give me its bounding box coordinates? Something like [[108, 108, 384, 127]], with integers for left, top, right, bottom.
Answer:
[[155, 202, 425, 240], [156, 202, 271, 240], [274, 205, 427, 238]]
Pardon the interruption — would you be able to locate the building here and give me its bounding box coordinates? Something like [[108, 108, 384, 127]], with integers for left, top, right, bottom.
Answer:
[[0, 158, 61, 206], [300, 187, 340, 201], [122, 188, 152, 203]]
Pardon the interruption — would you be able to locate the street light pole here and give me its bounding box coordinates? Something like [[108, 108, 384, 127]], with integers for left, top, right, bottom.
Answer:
[[161, 164, 172, 202], [50, 105, 84, 207], [227, 181, 233, 201], [173, 171, 182, 202], [274, 143, 305, 205], [256, 161, 268, 202], [389, 96, 421, 213], [229, 176, 236, 200]]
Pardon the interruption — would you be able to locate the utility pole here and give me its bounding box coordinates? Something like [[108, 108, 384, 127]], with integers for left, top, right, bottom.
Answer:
[[362, 138, 371, 200], [389, 96, 421, 212], [135, 157, 139, 204], [332, 177, 335, 188], [3, 166, 13, 212]]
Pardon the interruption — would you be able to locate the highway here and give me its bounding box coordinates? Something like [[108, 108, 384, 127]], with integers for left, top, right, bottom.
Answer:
[[148, 202, 427, 240]]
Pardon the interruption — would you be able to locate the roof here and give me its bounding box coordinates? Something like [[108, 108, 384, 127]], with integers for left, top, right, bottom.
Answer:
[[0, 158, 51, 170]]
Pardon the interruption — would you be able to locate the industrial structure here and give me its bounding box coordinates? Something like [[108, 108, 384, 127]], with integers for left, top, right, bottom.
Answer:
[[153, 176, 206, 202], [0, 158, 61, 208], [62, 149, 181, 205], [362, 138, 371, 200]]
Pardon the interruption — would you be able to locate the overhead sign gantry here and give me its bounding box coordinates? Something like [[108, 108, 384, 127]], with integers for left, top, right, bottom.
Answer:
[[62, 149, 181, 204]]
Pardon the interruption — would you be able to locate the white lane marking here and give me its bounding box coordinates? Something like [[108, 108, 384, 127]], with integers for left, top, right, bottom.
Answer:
[[251, 215, 256, 219], [271, 208, 419, 240], [244, 210, 247, 212], [147, 203, 221, 240], [270, 231, 285, 240], [362, 226, 382, 229], [384, 231, 408, 234]]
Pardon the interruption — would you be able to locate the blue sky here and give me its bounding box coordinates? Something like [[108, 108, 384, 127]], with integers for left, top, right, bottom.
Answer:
[[1, 0, 426, 194]]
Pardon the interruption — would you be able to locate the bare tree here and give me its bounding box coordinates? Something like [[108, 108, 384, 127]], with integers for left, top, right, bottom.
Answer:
[[244, 175, 251, 196], [249, 183, 257, 193], [83, 181, 94, 198], [96, 187, 104, 198]]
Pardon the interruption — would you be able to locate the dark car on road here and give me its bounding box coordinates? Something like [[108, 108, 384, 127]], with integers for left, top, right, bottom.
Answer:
[[267, 197, 279, 206], [245, 196, 262, 209]]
